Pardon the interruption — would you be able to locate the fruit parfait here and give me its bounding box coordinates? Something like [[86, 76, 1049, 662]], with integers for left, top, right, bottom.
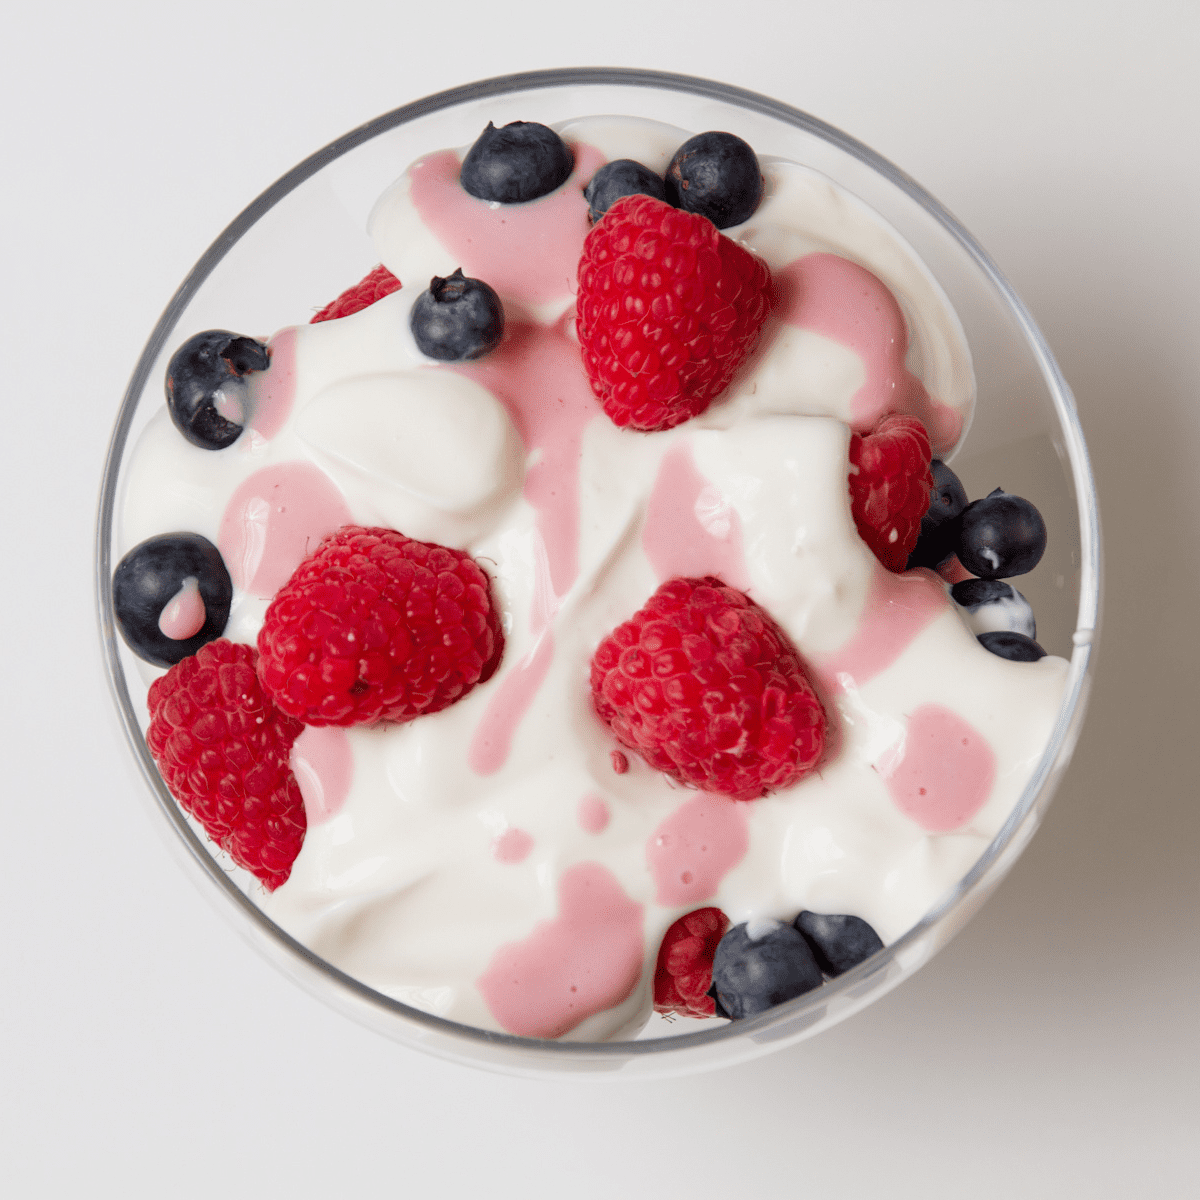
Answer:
[[104, 80, 1090, 1064]]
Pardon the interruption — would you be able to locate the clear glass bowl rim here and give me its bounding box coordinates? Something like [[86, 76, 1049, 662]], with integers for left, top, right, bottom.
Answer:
[[95, 66, 1101, 1065]]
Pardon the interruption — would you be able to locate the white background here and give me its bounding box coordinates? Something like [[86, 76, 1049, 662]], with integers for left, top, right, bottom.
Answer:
[[3, 1, 1198, 1195]]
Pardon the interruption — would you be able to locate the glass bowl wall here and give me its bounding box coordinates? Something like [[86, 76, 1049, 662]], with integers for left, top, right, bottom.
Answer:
[[96, 68, 1099, 1079]]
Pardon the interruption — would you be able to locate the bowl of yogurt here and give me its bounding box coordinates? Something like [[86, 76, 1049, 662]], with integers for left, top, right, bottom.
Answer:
[[96, 68, 1099, 1078]]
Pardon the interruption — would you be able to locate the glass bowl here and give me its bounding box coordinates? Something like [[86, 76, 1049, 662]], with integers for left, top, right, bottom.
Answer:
[[96, 68, 1100, 1079]]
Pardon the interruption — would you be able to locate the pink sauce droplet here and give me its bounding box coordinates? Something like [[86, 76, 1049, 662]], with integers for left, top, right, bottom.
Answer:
[[646, 793, 749, 906], [876, 703, 996, 832], [642, 441, 751, 589], [157, 576, 205, 640], [492, 827, 534, 864], [245, 326, 297, 441], [776, 253, 963, 454], [290, 725, 354, 825], [814, 563, 948, 692], [409, 143, 605, 309], [578, 794, 610, 834], [476, 862, 644, 1039], [217, 461, 353, 599]]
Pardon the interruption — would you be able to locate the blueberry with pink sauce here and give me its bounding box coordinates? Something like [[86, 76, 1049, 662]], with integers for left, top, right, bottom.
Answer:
[[112, 533, 232, 667], [165, 330, 270, 450]]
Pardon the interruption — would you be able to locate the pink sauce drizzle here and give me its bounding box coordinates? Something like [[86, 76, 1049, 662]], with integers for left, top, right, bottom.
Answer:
[[157, 577, 205, 640], [814, 563, 948, 693], [776, 253, 963, 454], [466, 632, 555, 775], [578, 794, 610, 834], [217, 462, 352, 598], [876, 703, 996, 832], [642, 442, 751, 590], [462, 319, 604, 775], [492, 828, 534, 864], [409, 142, 605, 308], [476, 862, 644, 1039], [290, 725, 354, 825], [646, 793, 749, 907], [246, 326, 297, 441]]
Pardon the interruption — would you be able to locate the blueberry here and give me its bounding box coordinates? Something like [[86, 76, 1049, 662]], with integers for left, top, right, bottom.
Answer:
[[794, 911, 884, 977], [583, 159, 668, 223], [977, 630, 1046, 662], [957, 488, 1047, 579], [951, 578, 1036, 640], [459, 121, 573, 204], [664, 131, 763, 229], [907, 459, 970, 569], [165, 330, 270, 450], [711, 920, 824, 1019], [112, 533, 233, 667], [409, 270, 504, 361]]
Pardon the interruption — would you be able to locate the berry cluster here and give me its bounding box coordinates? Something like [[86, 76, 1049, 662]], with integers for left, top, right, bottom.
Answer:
[[654, 905, 884, 1021], [908, 461, 1049, 660]]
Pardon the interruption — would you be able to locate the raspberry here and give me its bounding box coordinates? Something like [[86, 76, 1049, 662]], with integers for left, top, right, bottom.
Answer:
[[256, 526, 503, 727], [146, 640, 305, 891], [310, 265, 401, 323], [575, 194, 772, 432], [654, 907, 730, 1018], [590, 577, 826, 801], [848, 413, 935, 573]]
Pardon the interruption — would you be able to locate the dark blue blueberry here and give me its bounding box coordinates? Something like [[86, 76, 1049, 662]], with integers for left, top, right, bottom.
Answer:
[[951, 578, 1036, 640], [907, 459, 970, 569], [957, 488, 1047, 579], [794, 911, 884, 977], [664, 131, 763, 229], [711, 920, 824, 1019], [583, 159, 668, 223], [459, 121, 573, 204], [112, 533, 232, 667], [977, 630, 1046, 662], [165, 330, 270, 450], [706, 983, 732, 1021], [409, 270, 504, 361]]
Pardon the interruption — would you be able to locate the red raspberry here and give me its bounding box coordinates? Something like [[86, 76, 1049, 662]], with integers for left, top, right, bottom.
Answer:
[[590, 577, 826, 801], [146, 640, 306, 891], [256, 526, 503, 727], [848, 413, 935, 573], [310, 265, 401, 323], [654, 907, 730, 1018], [575, 194, 773, 432]]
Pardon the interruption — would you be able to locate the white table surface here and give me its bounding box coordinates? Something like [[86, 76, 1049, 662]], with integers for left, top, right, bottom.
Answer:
[[4, 2, 1197, 1195]]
